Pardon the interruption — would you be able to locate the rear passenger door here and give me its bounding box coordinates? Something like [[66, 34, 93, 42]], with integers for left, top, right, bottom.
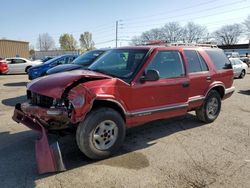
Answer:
[[184, 50, 210, 100]]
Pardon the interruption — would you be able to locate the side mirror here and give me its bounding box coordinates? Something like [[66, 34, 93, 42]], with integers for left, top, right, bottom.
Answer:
[[140, 69, 160, 82]]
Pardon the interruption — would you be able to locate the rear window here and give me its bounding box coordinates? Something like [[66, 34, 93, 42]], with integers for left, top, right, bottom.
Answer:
[[205, 50, 232, 70]]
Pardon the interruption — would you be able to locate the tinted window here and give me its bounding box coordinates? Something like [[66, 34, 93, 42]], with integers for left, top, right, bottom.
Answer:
[[146, 51, 184, 79], [54, 57, 67, 65], [184, 50, 202, 73], [198, 53, 209, 71], [206, 50, 232, 70], [12, 59, 26, 64]]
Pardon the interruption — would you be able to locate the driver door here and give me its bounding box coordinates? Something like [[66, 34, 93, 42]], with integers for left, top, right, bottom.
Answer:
[[129, 50, 189, 125]]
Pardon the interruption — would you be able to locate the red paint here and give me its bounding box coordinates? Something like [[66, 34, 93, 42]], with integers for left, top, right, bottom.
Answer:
[[0, 59, 8, 74]]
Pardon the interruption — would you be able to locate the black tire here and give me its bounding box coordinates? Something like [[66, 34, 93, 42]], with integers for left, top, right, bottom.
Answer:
[[195, 90, 221, 123], [76, 107, 125, 160], [239, 70, 245, 78], [25, 66, 31, 73]]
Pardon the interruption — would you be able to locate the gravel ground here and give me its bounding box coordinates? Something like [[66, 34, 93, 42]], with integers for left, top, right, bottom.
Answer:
[[0, 72, 249, 188]]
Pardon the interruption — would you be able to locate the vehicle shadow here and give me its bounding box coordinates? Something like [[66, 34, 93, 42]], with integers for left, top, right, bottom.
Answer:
[[59, 113, 206, 171], [2, 95, 26, 107], [3, 82, 28, 87], [238, 90, 250, 96], [0, 113, 206, 187]]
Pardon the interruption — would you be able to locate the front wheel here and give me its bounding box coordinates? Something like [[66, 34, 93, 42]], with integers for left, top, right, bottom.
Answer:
[[76, 108, 125, 160], [196, 90, 221, 123]]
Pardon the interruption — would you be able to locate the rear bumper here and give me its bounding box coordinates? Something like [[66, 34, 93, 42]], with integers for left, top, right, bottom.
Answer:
[[12, 104, 66, 174], [223, 86, 235, 100], [0, 68, 8, 74]]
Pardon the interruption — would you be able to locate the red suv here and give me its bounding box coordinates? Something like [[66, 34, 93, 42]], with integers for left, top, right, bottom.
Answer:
[[13, 45, 234, 173], [0, 58, 8, 74]]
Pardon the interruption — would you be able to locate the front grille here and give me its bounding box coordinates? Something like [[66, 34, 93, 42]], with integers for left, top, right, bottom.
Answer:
[[27, 90, 53, 108]]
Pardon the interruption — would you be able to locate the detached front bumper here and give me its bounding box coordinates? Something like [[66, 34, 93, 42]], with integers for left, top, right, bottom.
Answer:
[[12, 104, 66, 174]]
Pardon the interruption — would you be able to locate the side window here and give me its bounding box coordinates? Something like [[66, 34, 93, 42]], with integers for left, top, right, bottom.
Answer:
[[205, 50, 232, 70], [184, 50, 202, 73], [198, 53, 209, 71], [56, 57, 67, 65], [71, 56, 77, 62], [146, 51, 184, 79], [12, 59, 26, 64], [235, 59, 242, 65]]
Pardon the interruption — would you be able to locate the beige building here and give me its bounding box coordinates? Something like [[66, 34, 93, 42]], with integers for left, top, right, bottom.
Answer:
[[0, 39, 29, 58]]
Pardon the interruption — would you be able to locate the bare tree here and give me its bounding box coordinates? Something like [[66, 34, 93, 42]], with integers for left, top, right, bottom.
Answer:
[[79, 32, 95, 51], [141, 28, 164, 41], [130, 36, 144, 45], [213, 24, 242, 45], [37, 33, 55, 51], [182, 22, 207, 43], [59, 33, 77, 50], [162, 22, 184, 42]]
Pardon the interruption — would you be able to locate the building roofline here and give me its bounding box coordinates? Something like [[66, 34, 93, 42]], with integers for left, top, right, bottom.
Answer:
[[0, 39, 29, 43]]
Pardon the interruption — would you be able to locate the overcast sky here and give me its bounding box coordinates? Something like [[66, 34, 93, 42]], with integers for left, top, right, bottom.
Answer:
[[1, 0, 249, 49]]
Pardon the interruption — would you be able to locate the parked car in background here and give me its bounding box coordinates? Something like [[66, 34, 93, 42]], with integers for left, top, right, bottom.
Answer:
[[239, 56, 250, 67], [229, 58, 248, 78], [28, 54, 78, 80], [5, 57, 42, 74], [225, 51, 240, 58], [0, 58, 8, 74], [46, 49, 108, 75]]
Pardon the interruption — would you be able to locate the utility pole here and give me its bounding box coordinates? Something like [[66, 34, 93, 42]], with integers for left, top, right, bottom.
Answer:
[[115, 20, 123, 48], [115, 21, 118, 48]]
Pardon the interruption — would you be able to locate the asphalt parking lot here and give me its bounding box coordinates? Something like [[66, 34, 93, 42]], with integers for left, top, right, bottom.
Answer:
[[0, 72, 249, 188]]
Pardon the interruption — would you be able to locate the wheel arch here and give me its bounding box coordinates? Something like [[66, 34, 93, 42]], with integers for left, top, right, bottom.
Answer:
[[205, 84, 225, 99], [91, 99, 127, 122], [25, 66, 32, 73]]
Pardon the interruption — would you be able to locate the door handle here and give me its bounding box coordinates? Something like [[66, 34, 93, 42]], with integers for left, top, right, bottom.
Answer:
[[206, 76, 212, 81], [182, 81, 189, 88]]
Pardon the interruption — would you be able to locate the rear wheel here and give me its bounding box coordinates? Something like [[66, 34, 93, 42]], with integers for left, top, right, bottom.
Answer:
[[196, 90, 221, 123], [76, 108, 125, 160], [239, 70, 245, 78]]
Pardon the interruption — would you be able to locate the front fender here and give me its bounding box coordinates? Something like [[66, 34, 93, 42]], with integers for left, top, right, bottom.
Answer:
[[67, 84, 96, 123]]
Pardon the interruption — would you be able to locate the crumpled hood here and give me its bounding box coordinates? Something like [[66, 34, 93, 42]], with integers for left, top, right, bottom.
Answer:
[[46, 64, 83, 75], [27, 70, 111, 98]]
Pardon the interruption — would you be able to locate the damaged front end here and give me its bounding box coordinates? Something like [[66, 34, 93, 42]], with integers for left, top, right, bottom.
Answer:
[[12, 71, 103, 174], [12, 104, 66, 174]]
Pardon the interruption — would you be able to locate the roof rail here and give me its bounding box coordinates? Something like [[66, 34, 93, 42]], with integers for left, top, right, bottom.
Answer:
[[143, 40, 218, 48], [168, 43, 218, 48]]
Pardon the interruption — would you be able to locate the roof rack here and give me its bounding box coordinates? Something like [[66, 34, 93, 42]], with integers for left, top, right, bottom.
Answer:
[[143, 40, 218, 48], [168, 43, 218, 48]]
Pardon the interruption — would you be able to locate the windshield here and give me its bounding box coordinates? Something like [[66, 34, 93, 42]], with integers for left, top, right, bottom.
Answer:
[[43, 56, 63, 65], [89, 49, 148, 79], [73, 50, 105, 66]]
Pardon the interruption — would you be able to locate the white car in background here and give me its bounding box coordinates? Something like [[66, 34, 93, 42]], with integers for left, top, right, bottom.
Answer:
[[229, 58, 248, 78], [5, 57, 42, 74]]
